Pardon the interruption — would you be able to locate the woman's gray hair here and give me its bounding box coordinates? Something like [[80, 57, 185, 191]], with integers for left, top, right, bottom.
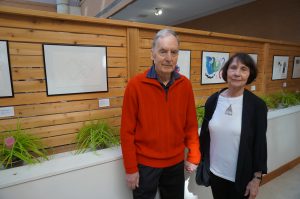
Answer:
[[152, 29, 179, 49]]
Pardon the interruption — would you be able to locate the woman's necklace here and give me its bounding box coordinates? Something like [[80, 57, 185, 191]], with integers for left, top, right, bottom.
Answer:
[[225, 103, 233, 116], [223, 90, 233, 116]]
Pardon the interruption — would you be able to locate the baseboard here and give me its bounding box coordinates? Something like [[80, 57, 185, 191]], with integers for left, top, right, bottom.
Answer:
[[261, 156, 300, 185]]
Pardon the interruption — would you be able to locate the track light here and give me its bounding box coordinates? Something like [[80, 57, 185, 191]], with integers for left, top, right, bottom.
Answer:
[[154, 8, 163, 16]]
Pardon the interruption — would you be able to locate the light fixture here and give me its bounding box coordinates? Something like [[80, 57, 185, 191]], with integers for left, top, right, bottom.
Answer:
[[154, 8, 163, 16]]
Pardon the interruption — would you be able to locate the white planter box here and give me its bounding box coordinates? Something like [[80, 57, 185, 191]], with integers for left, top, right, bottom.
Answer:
[[1, 105, 300, 199]]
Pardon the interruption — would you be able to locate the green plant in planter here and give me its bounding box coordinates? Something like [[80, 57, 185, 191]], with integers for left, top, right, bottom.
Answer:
[[0, 122, 48, 169], [281, 92, 300, 107], [261, 91, 300, 109], [271, 92, 300, 108], [260, 95, 278, 109], [76, 120, 119, 154], [196, 105, 205, 127], [295, 92, 300, 101]]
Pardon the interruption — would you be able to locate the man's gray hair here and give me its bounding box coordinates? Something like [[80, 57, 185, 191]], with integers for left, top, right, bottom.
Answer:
[[152, 29, 179, 50]]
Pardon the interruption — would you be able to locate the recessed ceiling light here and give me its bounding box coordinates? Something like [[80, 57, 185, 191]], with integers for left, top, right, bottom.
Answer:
[[154, 8, 163, 16]]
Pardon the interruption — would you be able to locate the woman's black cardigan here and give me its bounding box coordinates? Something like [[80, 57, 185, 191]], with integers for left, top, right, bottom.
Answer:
[[199, 88, 268, 194]]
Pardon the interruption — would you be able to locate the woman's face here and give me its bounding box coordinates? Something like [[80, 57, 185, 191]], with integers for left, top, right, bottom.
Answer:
[[227, 57, 250, 89]]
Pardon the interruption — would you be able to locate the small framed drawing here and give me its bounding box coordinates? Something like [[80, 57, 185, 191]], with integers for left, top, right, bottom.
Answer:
[[0, 40, 14, 98], [292, 56, 300, 79], [177, 50, 191, 79], [248, 53, 258, 64], [43, 44, 108, 96], [201, 51, 229, 84], [271, 55, 289, 80]]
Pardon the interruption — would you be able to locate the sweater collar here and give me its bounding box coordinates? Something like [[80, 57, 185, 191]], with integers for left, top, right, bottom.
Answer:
[[142, 66, 183, 86], [146, 65, 181, 80]]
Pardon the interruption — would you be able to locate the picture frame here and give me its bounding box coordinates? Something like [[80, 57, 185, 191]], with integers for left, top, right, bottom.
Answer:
[[292, 56, 300, 79], [271, 55, 289, 80], [43, 44, 108, 96], [177, 50, 191, 79], [201, 51, 229, 84], [0, 40, 14, 98]]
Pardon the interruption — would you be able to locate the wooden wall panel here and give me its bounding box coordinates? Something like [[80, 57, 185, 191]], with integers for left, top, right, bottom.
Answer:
[[0, 7, 299, 153], [0, 13, 127, 36], [0, 27, 126, 46], [264, 44, 300, 94], [0, 10, 127, 152]]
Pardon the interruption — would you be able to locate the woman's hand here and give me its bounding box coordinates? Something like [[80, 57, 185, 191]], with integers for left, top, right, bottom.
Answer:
[[244, 177, 261, 199], [126, 172, 139, 190], [184, 160, 197, 173]]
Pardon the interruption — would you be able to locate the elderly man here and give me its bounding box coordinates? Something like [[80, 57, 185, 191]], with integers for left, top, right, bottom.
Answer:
[[121, 29, 201, 199]]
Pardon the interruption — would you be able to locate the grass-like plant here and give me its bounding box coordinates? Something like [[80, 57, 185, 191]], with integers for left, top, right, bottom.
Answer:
[[261, 91, 300, 109], [76, 120, 119, 154], [196, 105, 205, 127], [260, 95, 278, 109], [0, 121, 48, 169], [277, 92, 300, 108]]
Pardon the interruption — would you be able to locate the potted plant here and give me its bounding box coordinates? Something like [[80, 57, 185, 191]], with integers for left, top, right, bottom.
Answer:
[[75, 120, 119, 154], [0, 121, 48, 169]]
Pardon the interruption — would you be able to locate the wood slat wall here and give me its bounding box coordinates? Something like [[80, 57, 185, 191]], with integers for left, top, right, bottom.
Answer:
[[0, 9, 127, 153], [264, 44, 300, 93], [0, 7, 299, 154]]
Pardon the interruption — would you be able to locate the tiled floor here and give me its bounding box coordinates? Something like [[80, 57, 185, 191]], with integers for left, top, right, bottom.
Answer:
[[185, 164, 300, 199], [257, 164, 300, 199]]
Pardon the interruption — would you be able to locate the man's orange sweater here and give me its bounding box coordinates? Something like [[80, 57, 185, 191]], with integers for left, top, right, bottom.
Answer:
[[121, 71, 201, 174]]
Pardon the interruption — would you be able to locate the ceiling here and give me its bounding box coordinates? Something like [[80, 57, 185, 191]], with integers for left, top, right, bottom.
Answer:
[[110, 0, 255, 25], [26, 0, 255, 26]]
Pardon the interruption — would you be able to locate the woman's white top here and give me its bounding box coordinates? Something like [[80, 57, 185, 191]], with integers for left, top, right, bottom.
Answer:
[[209, 94, 243, 182]]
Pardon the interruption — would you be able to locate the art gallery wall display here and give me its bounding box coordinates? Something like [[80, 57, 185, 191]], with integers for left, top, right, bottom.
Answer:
[[0, 40, 14, 98], [177, 50, 191, 79], [248, 53, 258, 64], [292, 56, 300, 79], [272, 56, 289, 80], [43, 44, 108, 96], [201, 51, 229, 84]]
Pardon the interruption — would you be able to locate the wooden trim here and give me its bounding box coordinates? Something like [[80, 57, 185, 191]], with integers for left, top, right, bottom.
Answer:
[[261, 156, 300, 185], [0, 0, 56, 12], [0, 6, 300, 46], [127, 27, 140, 78], [261, 43, 270, 95]]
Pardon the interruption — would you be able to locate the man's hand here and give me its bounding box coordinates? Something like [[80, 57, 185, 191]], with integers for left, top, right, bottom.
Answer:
[[184, 160, 197, 173], [244, 178, 260, 199], [126, 172, 139, 190]]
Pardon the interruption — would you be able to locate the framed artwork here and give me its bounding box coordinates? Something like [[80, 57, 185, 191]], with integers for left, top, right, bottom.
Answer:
[[248, 53, 258, 64], [43, 44, 108, 96], [271, 56, 289, 80], [177, 50, 191, 79], [0, 41, 14, 98], [201, 51, 229, 84], [292, 56, 300, 79]]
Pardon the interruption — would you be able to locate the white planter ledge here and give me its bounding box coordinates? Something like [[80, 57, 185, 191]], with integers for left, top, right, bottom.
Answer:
[[267, 104, 300, 119], [0, 146, 122, 189]]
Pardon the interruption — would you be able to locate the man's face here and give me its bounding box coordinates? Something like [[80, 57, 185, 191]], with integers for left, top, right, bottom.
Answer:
[[151, 35, 179, 76]]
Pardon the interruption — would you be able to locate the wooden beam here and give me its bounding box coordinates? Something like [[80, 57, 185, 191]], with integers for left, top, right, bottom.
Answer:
[[261, 43, 270, 95], [261, 156, 300, 185], [127, 27, 140, 78]]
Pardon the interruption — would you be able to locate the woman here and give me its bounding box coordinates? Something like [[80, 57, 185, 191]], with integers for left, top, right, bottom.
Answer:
[[200, 53, 268, 199]]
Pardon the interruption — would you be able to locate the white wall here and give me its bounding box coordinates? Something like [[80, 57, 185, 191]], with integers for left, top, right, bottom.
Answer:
[[267, 106, 300, 171], [1, 106, 300, 199]]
